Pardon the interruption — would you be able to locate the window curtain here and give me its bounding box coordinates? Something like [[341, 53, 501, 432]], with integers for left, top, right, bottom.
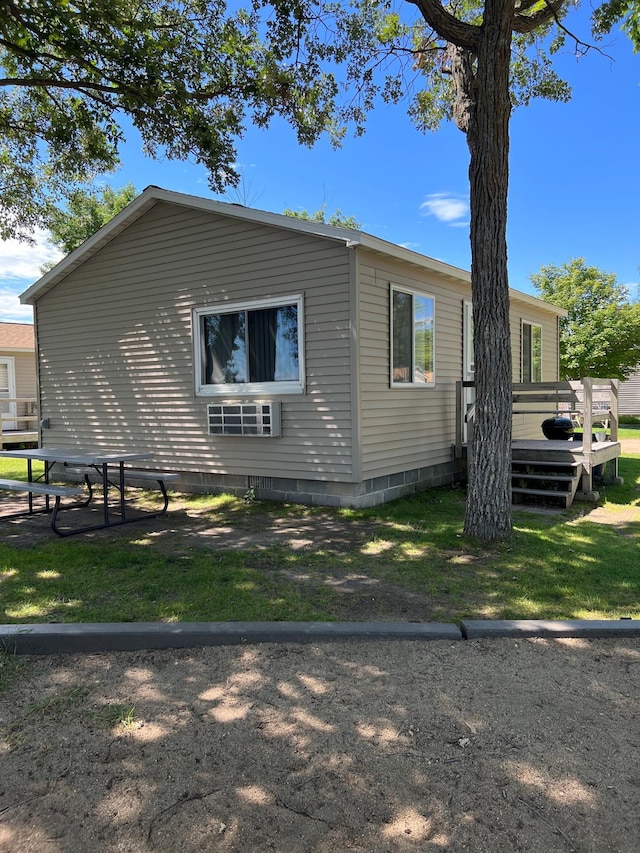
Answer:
[[204, 313, 244, 384], [248, 308, 278, 382]]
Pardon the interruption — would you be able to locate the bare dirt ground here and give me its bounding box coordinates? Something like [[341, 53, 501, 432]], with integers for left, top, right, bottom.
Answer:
[[0, 442, 638, 852], [1, 637, 639, 853]]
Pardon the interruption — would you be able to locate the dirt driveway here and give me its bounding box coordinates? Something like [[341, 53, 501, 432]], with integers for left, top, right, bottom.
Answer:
[[1, 636, 639, 852]]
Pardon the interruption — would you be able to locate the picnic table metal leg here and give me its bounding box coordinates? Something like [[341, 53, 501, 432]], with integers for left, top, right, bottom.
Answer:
[[27, 459, 34, 514], [79, 473, 93, 506], [118, 462, 126, 520], [101, 463, 110, 525], [50, 495, 63, 535], [157, 479, 170, 514]]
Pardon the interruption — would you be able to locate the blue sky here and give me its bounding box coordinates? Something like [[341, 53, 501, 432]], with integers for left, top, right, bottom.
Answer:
[[1, 5, 638, 323]]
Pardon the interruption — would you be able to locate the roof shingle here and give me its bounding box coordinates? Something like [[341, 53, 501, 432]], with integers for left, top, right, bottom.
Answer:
[[0, 322, 35, 350]]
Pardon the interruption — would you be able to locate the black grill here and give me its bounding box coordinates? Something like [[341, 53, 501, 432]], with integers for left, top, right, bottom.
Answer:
[[541, 417, 574, 441]]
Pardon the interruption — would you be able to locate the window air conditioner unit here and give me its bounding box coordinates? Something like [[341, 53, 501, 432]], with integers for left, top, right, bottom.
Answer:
[[207, 402, 281, 437]]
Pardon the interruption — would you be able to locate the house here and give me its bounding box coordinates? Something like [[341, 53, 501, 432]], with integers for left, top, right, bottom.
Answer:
[[20, 186, 566, 507], [0, 322, 38, 447], [619, 367, 640, 417]]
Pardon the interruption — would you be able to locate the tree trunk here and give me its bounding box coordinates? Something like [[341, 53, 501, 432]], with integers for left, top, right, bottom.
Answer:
[[463, 0, 514, 540]]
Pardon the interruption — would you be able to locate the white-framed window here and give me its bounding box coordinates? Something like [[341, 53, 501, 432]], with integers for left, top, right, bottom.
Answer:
[[194, 295, 304, 395], [390, 285, 435, 387], [522, 321, 542, 383]]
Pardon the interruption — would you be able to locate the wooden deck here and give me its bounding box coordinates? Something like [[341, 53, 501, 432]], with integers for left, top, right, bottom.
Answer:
[[512, 438, 621, 466], [1, 397, 39, 449], [455, 379, 624, 506], [0, 429, 38, 449]]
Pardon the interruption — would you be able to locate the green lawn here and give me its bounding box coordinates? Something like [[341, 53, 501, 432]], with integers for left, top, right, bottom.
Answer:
[[1, 450, 638, 625], [618, 424, 640, 438]]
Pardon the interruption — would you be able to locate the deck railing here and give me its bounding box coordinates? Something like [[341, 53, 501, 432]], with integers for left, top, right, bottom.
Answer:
[[0, 397, 39, 446], [455, 378, 619, 457]]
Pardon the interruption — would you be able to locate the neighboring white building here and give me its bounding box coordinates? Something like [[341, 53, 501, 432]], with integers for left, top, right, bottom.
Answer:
[[0, 322, 37, 446]]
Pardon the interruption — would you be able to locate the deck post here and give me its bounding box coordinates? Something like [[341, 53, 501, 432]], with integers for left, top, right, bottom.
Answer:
[[582, 378, 593, 455], [609, 379, 619, 481], [610, 379, 619, 442]]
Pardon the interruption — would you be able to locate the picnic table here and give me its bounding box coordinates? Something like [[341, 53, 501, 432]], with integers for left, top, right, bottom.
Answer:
[[0, 446, 178, 537]]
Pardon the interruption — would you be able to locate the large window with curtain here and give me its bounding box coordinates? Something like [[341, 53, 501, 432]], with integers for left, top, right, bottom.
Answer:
[[194, 296, 304, 395], [390, 285, 435, 386]]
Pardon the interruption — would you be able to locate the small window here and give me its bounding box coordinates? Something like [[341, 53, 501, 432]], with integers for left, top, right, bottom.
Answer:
[[522, 322, 542, 383], [195, 296, 304, 395], [391, 286, 435, 386]]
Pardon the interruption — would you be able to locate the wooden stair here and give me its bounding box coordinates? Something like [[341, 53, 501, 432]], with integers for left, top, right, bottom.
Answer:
[[511, 459, 582, 509]]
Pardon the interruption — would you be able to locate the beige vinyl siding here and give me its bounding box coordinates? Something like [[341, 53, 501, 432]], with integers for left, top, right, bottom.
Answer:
[[357, 253, 466, 479], [36, 202, 355, 480], [357, 253, 564, 476], [619, 368, 640, 416]]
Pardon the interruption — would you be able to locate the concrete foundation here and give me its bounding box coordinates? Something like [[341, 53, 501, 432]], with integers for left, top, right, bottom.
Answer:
[[172, 459, 466, 508]]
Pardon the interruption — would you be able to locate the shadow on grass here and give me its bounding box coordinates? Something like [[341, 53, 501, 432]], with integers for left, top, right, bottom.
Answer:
[[1, 458, 638, 626]]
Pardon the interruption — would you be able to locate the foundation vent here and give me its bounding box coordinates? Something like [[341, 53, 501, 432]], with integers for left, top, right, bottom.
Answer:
[[248, 475, 273, 490]]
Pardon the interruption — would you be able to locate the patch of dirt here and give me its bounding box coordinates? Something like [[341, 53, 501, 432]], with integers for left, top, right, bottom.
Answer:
[[1, 445, 639, 850], [1, 637, 638, 852], [619, 438, 640, 454]]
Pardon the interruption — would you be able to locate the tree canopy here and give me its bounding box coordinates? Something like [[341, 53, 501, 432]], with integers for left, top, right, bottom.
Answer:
[[47, 183, 139, 254], [0, 0, 336, 240], [283, 205, 361, 230], [4, 0, 633, 246], [532, 258, 640, 381]]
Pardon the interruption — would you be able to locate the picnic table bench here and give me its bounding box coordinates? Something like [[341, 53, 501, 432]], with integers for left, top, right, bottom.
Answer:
[[0, 477, 89, 530], [0, 447, 178, 536], [0, 478, 85, 499], [65, 467, 180, 513]]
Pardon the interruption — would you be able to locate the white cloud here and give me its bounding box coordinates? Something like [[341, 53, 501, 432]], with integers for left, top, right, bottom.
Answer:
[[0, 229, 63, 281], [420, 193, 469, 225], [0, 287, 34, 323]]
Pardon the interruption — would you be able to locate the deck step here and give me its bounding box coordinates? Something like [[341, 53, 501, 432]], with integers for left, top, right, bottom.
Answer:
[[511, 454, 583, 509], [511, 487, 573, 508], [512, 459, 581, 469], [512, 473, 576, 483], [512, 487, 572, 497]]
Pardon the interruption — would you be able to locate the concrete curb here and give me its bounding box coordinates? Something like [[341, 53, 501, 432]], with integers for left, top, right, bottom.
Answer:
[[0, 621, 462, 655], [1, 619, 638, 655], [461, 619, 640, 640]]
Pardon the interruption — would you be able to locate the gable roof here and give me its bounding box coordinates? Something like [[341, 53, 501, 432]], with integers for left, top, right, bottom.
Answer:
[[0, 322, 35, 351], [20, 186, 565, 316]]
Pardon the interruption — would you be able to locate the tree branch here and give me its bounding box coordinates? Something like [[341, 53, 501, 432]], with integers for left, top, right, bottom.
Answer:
[[514, 0, 547, 13], [406, 0, 480, 49], [513, 0, 565, 34], [518, 0, 616, 58], [0, 76, 127, 94]]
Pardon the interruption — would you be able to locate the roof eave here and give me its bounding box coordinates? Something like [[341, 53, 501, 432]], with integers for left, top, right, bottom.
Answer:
[[20, 189, 161, 304], [19, 185, 566, 318]]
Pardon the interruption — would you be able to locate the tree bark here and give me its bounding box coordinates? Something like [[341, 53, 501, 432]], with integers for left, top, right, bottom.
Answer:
[[462, 0, 514, 540]]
